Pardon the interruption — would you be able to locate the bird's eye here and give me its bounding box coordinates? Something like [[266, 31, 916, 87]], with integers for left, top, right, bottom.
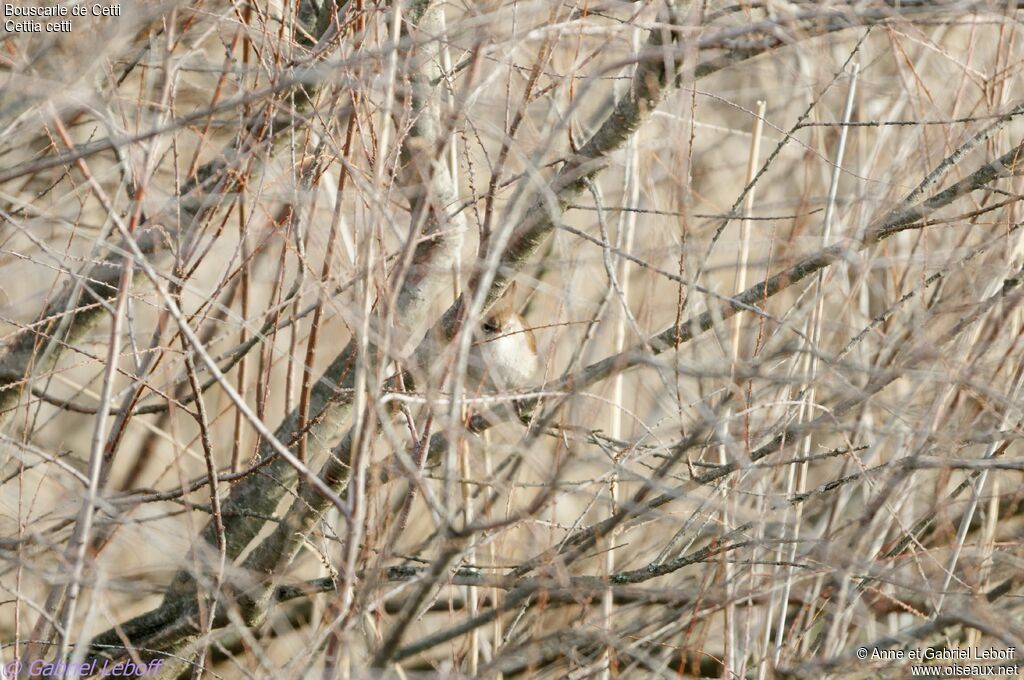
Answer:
[[482, 318, 499, 335]]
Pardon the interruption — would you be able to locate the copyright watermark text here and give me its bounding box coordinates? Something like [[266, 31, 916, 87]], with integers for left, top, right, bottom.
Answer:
[[2, 658, 163, 678], [855, 646, 1018, 677]]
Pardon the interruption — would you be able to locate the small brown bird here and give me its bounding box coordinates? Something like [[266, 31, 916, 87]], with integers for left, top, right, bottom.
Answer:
[[466, 290, 539, 395], [478, 305, 539, 390]]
